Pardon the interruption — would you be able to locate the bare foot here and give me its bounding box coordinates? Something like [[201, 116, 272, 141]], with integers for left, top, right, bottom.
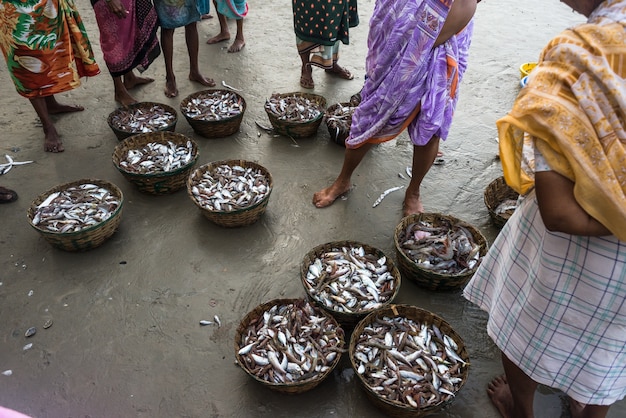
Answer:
[[300, 63, 314, 89], [402, 192, 424, 217], [228, 38, 245, 53], [46, 103, 84, 115], [312, 181, 351, 208], [487, 375, 514, 418], [114, 90, 138, 107], [206, 32, 230, 44], [44, 135, 65, 153], [189, 72, 216, 87], [124, 74, 154, 90], [164, 77, 178, 98]]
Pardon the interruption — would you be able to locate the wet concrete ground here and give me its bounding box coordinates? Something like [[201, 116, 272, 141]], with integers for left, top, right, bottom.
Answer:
[[1, 0, 625, 417]]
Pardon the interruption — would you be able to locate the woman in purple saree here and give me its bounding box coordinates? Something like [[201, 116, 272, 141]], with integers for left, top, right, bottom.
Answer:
[[313, 0, 480, 216]]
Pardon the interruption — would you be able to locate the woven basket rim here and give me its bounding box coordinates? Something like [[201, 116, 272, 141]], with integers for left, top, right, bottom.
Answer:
[[264, 92, 327, 125], [187, 159, 273, 215], [112, 132, 199, 179], [179, 89, 247, 122], [27, 178, 124, 236], [234, 297, 344, 391], [394, 212, 488, 279], [107, 101, 178, 135], [300, 240, 401, 321], [349, 304, 470, 414]]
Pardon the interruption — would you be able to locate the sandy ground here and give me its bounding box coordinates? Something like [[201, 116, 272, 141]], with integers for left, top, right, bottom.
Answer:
[[1, 0, 625, 417]]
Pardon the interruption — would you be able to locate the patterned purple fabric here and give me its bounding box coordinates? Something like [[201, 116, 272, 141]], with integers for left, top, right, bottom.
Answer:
[[346, 0, 474, 148]]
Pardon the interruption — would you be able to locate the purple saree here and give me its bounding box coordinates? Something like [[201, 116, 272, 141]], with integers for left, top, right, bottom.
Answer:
[[346, 0, 474, 148]]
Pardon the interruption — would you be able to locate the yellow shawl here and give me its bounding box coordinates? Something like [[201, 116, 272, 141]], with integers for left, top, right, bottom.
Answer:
[[497, 0, 626, 240]]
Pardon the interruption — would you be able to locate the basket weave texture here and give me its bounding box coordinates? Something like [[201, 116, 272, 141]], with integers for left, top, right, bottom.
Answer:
[[27, 179, 124, 252], [324, 102, 355, 147], [349, 304, 470, 417], [483, 176, 520, 229], [179, 89, 246, 139], [107, 102, 178, 141], [112, 131, 198, 195], [300, 240, 401, 328], [234, 298, 344, 394], [394, 213, 488, 291], [187, 159, 273, 227], [265, 92, 327, 139]]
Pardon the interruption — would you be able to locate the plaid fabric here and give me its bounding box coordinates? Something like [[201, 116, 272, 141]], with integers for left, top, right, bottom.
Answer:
[[464, 191, 626, 405]]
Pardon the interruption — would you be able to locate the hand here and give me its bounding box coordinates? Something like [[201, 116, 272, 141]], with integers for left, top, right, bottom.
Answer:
[[106, 0, 128, 19]]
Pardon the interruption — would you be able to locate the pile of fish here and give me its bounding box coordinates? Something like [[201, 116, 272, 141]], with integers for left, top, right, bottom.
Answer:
[[111, 104, 176, 133], [325, 103, 356, 138], [190, 164, 270, 212], [494, 198, 519, 218], [31, 183, 121, 233], [303, 245, 397, 314], [236, 300, 344, 384], [182, 91, 243, 121], [353, 314, 468, 409], [397, 218, 482, 275], [265, 93, 323, 122], [118, 140, 194, 174]]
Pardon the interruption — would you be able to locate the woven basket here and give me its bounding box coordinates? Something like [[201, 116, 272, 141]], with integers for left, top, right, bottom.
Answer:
[[324, 102, 355, 147], [180, 89, 246, 138], [234, 298, 345, 394], [300, 240, 401, 328], [483, 176, 520, 229], [112, 131, 198, 195], [264, 92, 327, 139], [187, 159, 273, 227], [27, 179, 124, 252], [394, 213, 488, 291], [107, 102, 178, 141], [350, 304, 470, 417]]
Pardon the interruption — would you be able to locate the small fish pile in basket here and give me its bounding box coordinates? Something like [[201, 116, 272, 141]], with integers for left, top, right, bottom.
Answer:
[[324, 102, 357, 147], [187, 159, 273, 227], [27, 179, 124, 251], [264, 92, 327, 139], [107, 102, 178, 141], [483, 176, 520, 229], [394, 213, 488, 291], [112, 131, 198, 195], [180, 89, 246, 138], [300, 240, 401, 328], [234, 298, 345, 394], [350, 304, 470, 417]]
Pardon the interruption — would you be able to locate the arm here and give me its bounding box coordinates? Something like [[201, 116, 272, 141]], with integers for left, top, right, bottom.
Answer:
[[434, 0, 478, 47], [535, 170, 611, 236]]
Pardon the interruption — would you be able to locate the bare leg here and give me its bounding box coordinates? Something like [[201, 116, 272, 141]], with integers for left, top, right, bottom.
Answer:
[[403, 137, 440, 216], [30, 97, 66, 153], [206, 9, 231, 44], [160, 27, 178, 98], [123, 70, 154, 90], [44, 96, 83, 114], [312, 143, 373, 208], [228, 19, 245, 52], [569, 399, 610, 418], [486, 353, 538, 418], [114, 76, 138, 107], [299, 52, 314, 89], [186, 22, 215, 87]]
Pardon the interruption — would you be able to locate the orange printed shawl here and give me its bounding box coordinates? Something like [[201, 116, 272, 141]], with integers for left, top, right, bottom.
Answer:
[[497, 0, 626, 240]]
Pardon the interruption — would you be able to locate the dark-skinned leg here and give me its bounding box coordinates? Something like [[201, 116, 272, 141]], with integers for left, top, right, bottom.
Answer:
[[487, 353, 537, 418], [312, 143, 373, 207], [186, 22, 215, 86], [403, 136, 440, 216], [114, 75, 138, 107], [206, 6, 230, 44], [299, 52, 313, 89], [31, 97, 65, 152], [228, 19, 245, 53], [160, 27, 178, 98]]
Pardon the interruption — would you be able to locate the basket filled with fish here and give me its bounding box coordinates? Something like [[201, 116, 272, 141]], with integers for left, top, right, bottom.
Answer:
[[107, 102, 178, 141], [187, 159, 273, 227], [264, 92, 327, 139], [234, 298, 345, 394], [324, 102, 356, 147], [394, 213, 488, 291], [350, 304, 470, 417], [180, 89, 246, 139], [27, 179, 124, 252], [483, 176, 520, 229], [112, 131, 198, 195], [300, 240, 401, 328]]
